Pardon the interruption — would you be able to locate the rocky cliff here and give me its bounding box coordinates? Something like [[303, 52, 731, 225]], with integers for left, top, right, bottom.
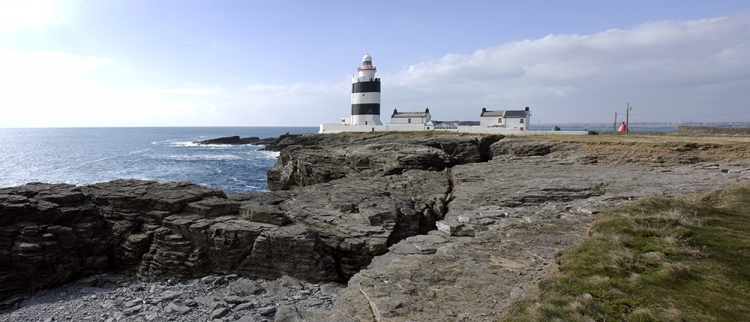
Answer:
[[0, 133, 499, 310], [1, 133, 749, 321]]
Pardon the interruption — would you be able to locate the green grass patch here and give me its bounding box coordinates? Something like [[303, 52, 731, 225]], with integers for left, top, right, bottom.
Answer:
[[502, 183, 750, 321]]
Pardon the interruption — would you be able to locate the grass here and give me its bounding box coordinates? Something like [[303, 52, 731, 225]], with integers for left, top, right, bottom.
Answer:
[[501, 183, 750, 321], [534, 133, 750, 145]]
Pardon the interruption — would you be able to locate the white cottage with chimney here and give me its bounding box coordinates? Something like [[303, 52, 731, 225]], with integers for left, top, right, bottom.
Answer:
[[479, 107, 531, 130], [390, 108, 431, 124]]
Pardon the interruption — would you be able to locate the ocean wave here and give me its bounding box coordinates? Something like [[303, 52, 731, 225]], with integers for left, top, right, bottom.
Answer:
[[128, 148, 151, 155], [168, 141, 201, 147], [0, 128, 306, 193], [167, 141, 264, 150], [259, 151, 280, 159], [229, 177, 259, 189], [166, 154, 246, 161]]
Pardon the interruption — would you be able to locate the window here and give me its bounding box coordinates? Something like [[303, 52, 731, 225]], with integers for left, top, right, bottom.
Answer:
[[408, 118, 411, 123], [519, 119, 524, 124], [498, 118, 502, 124]]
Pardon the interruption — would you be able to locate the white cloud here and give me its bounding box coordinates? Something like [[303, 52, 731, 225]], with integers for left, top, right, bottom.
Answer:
[[145, 87, 220, 95], [3, 9, 749, 127], [0, 50, 220, 127], [223, 81, 350, 126], [0, 0, 62, 33], [246, 84, 287, 92], [221, 11, 750, 126], [0, 51, 113, 116], [384, 11, 750, 123]]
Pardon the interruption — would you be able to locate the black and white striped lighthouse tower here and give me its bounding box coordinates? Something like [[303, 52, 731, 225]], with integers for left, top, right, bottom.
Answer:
[[351, 54, 382, 125]]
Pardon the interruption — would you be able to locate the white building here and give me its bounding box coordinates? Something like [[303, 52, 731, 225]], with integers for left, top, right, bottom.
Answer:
[[320, 55, 585, 135], [390, 108, 431, 124], [479, 107, 531, 130]]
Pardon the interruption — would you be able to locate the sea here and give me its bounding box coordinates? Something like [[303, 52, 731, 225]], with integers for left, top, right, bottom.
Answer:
[[0, 127, 318, 193], [0, 125, 682, 193]]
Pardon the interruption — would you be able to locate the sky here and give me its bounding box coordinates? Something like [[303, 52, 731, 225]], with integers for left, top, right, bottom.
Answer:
[[1, 0, 749, 127]]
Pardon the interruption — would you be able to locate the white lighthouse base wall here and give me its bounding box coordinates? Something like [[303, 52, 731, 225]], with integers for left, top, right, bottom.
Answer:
[[350, 115, 383, 126]]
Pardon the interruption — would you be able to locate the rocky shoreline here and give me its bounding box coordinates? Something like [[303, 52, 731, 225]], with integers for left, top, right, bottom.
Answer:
[[1, 273, 342, 322], [2, 133, 749, 321]]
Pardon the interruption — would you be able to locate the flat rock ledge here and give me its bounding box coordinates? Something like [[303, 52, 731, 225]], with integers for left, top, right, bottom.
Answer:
[[2, 134, 750, 321]]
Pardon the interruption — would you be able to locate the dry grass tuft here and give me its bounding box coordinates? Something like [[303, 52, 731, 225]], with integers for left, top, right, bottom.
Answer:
[[501, 183, 750, 322], [656, 208, 705, 227], [641, 251, 665, 265], [654, 262, 692, 282], [626, 307, 657, 321]]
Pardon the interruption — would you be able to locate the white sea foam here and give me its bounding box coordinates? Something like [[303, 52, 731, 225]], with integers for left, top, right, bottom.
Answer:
[[260, 151, 281, 159], [170, 141, 201, 147], [128, 149, 151, 155], [167, 154, 245, 161], [0, 127, 316, 192], [169, 141, 255, 149]]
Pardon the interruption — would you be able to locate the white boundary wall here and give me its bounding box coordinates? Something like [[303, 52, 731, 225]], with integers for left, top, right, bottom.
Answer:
[[320, 123, 588, 136], [455, 126, 588, 136], [320, 123, 431, 133]]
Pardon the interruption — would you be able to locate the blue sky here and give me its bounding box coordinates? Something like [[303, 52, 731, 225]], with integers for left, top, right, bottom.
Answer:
[[1, 0, 749, 127]]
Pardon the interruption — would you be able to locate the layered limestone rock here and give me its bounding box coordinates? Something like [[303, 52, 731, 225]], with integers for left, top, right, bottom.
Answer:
[[266, 133, 502, 190], [0, 183, 111, 308], [320, 150, 750, 321], [0, 170, 451, 308], [2, 133, 748, 318]]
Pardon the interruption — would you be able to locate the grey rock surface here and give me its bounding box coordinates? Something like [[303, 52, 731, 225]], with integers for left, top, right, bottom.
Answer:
[[0, 183, 111, 308], [0, 167, 452, 307], [489, 137, 589, 158], [1, 133, 749, 321], [321, 148, 750, 321], [0, 274, 337, 322], [266, 133, 502, 190]]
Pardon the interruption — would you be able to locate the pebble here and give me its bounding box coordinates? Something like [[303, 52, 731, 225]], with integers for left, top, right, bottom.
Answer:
[[0, 274, 336, 322]]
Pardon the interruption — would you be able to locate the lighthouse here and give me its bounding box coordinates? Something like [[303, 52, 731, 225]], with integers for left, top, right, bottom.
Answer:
[[351, 54, 382, 125]]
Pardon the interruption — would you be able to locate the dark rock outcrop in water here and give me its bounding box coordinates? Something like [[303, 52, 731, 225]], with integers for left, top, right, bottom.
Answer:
[[2, 134, 749, 320], [194, 135, 277, 146]]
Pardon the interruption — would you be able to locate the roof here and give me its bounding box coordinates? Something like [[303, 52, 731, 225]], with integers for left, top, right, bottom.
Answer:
[[391, 108, 431, 118], [480, 109, 529, 118], [433, 120, 480, 126], [392, 112, 429, 118]]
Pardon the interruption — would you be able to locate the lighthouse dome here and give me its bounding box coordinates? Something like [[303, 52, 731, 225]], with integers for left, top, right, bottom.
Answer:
[[362, 54, 372, 62]]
